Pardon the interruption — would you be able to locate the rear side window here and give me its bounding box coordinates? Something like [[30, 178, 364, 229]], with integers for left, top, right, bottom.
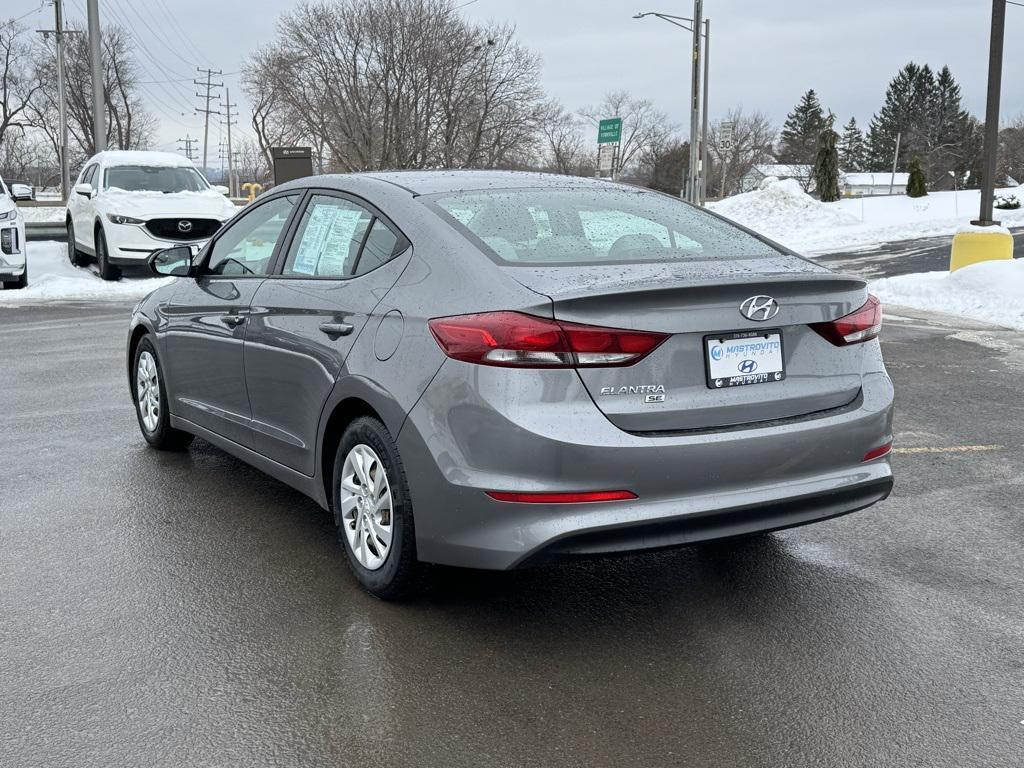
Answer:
[[428, 187, 780, 265], [282, 195, 372, 277], [353, 219, 399, 276]]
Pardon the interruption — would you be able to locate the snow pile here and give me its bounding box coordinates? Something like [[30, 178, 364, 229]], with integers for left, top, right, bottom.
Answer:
[[18, 206, 66, 223], [0, 241, 172, 305], [711, 179, 861, 248], [870, 259, 1024, 330], [710, 179, 1024, 254]]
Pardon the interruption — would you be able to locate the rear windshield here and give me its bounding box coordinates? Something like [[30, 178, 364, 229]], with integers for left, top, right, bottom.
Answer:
[[427, 186, 780, 265], [104, 165, 208, 194]]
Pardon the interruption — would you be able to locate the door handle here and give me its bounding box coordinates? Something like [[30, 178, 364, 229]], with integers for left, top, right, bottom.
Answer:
[[220, 314, 246, 328], [319, 322, 354, 337]]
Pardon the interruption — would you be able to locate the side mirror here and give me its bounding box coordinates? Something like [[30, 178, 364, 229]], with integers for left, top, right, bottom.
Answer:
[[148, 245, 195, 277], [74, 182, 93, 198], [211, 184, 229, 195]]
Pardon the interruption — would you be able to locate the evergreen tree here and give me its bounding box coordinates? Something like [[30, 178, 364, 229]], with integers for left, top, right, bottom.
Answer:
[[813, 125, 842, 202], [867, 63, 935, 171], [838, 117, 867, 171], [926, 66, 976, 184], [778, 89, 826, 167], [906, 155, 928, 197]]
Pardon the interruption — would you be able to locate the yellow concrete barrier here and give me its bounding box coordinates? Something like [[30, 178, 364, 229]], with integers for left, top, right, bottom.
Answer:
[[950, 228, 1014, 272]]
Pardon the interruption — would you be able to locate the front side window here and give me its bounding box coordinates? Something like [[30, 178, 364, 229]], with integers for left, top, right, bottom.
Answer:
[[103, 165, 209, 194], [429, 187, 780, 265], [206, 195, 297, 277], [281, 195, 375, 278], [81, 164, 98, 186]]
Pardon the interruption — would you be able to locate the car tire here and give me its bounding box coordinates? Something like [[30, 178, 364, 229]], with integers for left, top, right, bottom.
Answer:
[[95, 226, 121, 281], [132, 336, 193, 451], [67, 220, 88, 267], [333, 416, 424, 600]]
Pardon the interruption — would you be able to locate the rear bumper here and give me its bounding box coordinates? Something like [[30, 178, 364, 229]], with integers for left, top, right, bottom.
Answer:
[[398, 361, 895, 570]]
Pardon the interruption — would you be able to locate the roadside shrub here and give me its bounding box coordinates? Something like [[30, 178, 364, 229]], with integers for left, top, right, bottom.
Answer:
[[995, 194, 1021, 210], [906, 156, 928, 198]]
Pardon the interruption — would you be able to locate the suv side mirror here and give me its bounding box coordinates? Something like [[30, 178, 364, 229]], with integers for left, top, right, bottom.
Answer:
[[211, 184, 230, 195], [74, 182, 93, 198], [149, 245, 195, 277]]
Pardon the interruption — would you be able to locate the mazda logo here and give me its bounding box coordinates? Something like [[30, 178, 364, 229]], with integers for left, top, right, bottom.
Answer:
[[739, 295, 779, 322], [177, 220, 193, 234]]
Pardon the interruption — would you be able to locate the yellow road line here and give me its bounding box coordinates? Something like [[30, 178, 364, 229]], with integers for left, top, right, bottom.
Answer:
[[893, 445, 1003, 455]]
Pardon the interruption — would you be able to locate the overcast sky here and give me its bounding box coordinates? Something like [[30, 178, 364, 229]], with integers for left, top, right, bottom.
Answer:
[[10, 0, 1024, 153]]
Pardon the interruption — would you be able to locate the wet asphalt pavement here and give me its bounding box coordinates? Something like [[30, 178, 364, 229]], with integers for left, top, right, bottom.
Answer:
[[2, 300, 1023, 768]]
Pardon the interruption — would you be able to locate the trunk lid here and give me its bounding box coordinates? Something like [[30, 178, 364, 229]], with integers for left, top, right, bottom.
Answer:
[[509, 257, 869, 432]]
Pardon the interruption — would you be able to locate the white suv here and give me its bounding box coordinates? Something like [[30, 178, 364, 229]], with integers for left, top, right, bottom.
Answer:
[[66, 150, 238, 280], [0, 175, 27, 289]]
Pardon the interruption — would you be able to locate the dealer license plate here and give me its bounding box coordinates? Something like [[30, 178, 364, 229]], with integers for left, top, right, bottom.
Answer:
[[705, 330, 785, 389]]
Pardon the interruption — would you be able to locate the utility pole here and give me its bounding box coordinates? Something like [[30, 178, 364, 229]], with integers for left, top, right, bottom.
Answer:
[[194, 67, 223, 176], [86, 0, 105, 152], [888, 131, 902, 195], [687, 0, 703, 204], [177, 134, 198, 162], [223, 88, 237, 197], [37, 1, 79, 200], [975, 0, 1007, 226]]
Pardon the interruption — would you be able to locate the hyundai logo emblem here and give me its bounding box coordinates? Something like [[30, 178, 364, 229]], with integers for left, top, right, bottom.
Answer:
[[739, 295, 779, 322], [738, 359, 758, 374], [177, 220, 193, 234]]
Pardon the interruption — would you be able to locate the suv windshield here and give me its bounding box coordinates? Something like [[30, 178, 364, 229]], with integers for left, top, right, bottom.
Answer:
[[428, 186, 780, 265], [104, 165, 208, 194]]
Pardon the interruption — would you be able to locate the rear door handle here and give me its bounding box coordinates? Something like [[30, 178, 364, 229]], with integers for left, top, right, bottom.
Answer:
[[319, 322, 354, 337], [220, 314, 246, 328]]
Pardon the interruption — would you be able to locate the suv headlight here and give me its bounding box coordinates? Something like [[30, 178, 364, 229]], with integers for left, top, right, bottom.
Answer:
[[0, 209, 16, 221], [107, 213, 145, 225]]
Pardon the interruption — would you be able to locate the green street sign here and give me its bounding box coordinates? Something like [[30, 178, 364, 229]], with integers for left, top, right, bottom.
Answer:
[[598, 117, 622, 144]]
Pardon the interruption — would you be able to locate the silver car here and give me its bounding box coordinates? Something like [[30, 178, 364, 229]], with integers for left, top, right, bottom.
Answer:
[[129, 171, 894, 598]]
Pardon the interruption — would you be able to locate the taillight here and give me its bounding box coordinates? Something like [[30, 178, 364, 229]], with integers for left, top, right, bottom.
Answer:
[[811, 295, 882, 346], [862, 441, 893, 461], [428, 311, 668, 368]]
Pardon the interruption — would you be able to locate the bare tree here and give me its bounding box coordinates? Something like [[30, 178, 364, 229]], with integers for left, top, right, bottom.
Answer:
[[31, 23, 155, 165], [0, 20, 41, 153], [537, 100, 592, 176], [707, 107, 777, 198], [999, 114, 1024, 186], [580, 90, 674, 177], [243, 0, 545, 173]]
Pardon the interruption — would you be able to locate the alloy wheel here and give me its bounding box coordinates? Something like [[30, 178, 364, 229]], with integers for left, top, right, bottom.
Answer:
[[339, 444, 394, 570], [136, 351, 160, 432]]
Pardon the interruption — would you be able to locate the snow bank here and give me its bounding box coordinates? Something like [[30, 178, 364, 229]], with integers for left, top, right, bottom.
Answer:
[[870, 259, 1024, 330], [18, 206, 66, 223], [0, 241, 172, 305], [711, 179, 861, 247], [710, 179, 1024, 254]]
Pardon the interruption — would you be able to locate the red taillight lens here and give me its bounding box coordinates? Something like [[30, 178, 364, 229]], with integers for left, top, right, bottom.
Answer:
[[486, 490, 637, 504], [428, 311, 668, 368], [862, 441, 893, 462], [811, 295, 883, 346]]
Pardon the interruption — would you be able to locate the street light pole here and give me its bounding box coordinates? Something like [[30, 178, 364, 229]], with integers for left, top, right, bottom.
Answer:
[[700, 18, 710, 204], [974, 0, 1007, 226], [86, 0, 105, 153]]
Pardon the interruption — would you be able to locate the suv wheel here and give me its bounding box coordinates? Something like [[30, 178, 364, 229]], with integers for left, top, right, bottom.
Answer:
[[95, 226, 121, 281], [333, 417, 423, 599], [67, 220, 88, 267], [132, 336, 193, 451]]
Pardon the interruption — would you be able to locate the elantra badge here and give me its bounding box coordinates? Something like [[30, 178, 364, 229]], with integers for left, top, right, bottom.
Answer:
[[739, 295, 779, 322]]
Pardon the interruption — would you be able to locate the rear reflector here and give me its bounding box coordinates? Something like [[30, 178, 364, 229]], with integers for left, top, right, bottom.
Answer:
[[862, 441, 893, 461], [429, 311, 668, 368], [486, 490, 637, 504], [811, 294, 883, 346]]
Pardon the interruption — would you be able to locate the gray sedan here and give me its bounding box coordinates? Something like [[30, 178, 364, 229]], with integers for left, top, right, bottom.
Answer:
[[129, 171, 894, 598]]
